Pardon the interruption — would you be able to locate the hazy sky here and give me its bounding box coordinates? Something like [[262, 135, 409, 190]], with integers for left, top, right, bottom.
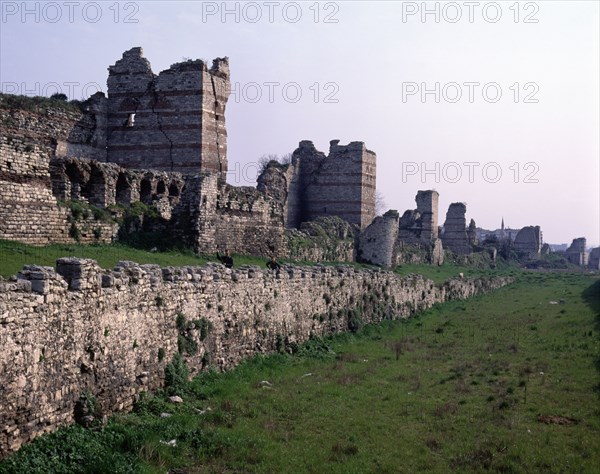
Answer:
[[1, 1, 598, 245]]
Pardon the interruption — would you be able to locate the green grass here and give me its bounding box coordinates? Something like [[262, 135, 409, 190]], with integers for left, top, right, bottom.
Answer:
[[0, 240, 379, 279], [0, 240, 284, 278], [394, 260, 521, 284], [2, 271, 598, 473], [0, 240, 209, 278]]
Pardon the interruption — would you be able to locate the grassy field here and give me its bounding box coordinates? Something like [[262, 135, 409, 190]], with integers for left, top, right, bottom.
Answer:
[[0, 239, 489, 280], [0, 240, 281, 279], [1, 270, 598, 473], [393, 260, 520, 283]]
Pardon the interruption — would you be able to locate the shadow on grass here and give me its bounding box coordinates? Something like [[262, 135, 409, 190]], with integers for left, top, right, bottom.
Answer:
[[582, 279, 600, 397], [582, 279, 600, 315]]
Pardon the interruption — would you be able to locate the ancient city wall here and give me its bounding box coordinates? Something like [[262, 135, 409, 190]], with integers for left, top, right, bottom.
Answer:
[[0, 96, 107, 163], [0, 137, 117, 245], [358, 191, 445, 268], [0, 98, 114, 245], [0, 259, 512, 457]]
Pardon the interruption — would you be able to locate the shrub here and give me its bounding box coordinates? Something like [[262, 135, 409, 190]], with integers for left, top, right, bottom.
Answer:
[[201, 351, 211, 368], [69, 222, 81, 242], [164, 353, 189, 395], [193, 318, 213, 341], [176, 312, 187, 330], [347, 308, 363, 333], [178, 334, 198, 356]]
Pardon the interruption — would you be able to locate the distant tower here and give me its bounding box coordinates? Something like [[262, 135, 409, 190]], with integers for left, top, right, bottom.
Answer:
[[500, 217, 505, 240]]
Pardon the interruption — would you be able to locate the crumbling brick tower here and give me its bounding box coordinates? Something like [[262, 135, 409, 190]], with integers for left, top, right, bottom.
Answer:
[[415, 190, 439, 242], [290, 140, 376, 229], [106, 47, 230, 178]]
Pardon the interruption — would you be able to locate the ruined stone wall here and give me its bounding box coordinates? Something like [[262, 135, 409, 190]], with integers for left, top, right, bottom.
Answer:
[[0, 94, 107, 163], [50, 157, 185, 215], [0, 135, 69, 244], [0, 96, 114, 245], [398, 191, 439, 246], [106, 48, 229, 178], [588, 248, 600, 270], [213, 185, 285, 256], [0, 136, 117, 245], [357, 210, 399, 268], [358, 191, 444, 268], [0, 93, 188, 246], [286, 217, 356, 263], [513, 226, 542, 256], [260, 141, 376, 231], [171, 174, 284, 256], [442, 203, 472, 255], [565, 237, 587, 266], [415, 190, 439, 241], [300, 140, 376, 230], [0, 257, 512, 456], [185, 181, 354, 261], [257, 160, 302, 229]]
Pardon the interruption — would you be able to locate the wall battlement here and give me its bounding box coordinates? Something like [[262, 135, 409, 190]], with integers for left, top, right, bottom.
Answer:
[[0, 257, 512, 457]]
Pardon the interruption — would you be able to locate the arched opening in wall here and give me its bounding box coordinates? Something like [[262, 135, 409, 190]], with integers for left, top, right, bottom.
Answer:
[[140, 179, 153, 204], [81, 166, 107, 207], [116, 173, 131, 205], [156, 180, 166, 196], [169, 182, 180, 198], [65, 162, 86, 201]]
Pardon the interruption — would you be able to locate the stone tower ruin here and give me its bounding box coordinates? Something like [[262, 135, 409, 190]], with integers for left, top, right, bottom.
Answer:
[[288, 140, 376, 230], [106, 47, 230, 179]]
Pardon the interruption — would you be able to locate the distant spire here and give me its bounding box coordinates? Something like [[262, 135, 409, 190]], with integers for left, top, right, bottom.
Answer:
[[501, 217, 504, 231]]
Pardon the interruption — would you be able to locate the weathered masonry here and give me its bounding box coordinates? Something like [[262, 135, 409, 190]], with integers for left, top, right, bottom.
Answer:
[[357, 190, 444, 267], [0, 258, 512, 457], [258, 140, 377, 230], [0, 48, 377, 257], [106, 47, 230, 178]]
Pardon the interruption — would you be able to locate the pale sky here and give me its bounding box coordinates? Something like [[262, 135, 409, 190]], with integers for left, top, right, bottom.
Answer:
[[1, 1, 598, 246]]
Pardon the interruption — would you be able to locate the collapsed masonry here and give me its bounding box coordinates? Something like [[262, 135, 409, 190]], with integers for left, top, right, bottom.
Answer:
[[441, 202, 472, 256], [357, 190, 444, 268], [513, 226, 542, 256], [565, 237, 587, 266]]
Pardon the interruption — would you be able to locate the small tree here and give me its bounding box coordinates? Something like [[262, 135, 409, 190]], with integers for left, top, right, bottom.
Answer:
[[50, 93, 68, 101], [257, 153, 293, 174]]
